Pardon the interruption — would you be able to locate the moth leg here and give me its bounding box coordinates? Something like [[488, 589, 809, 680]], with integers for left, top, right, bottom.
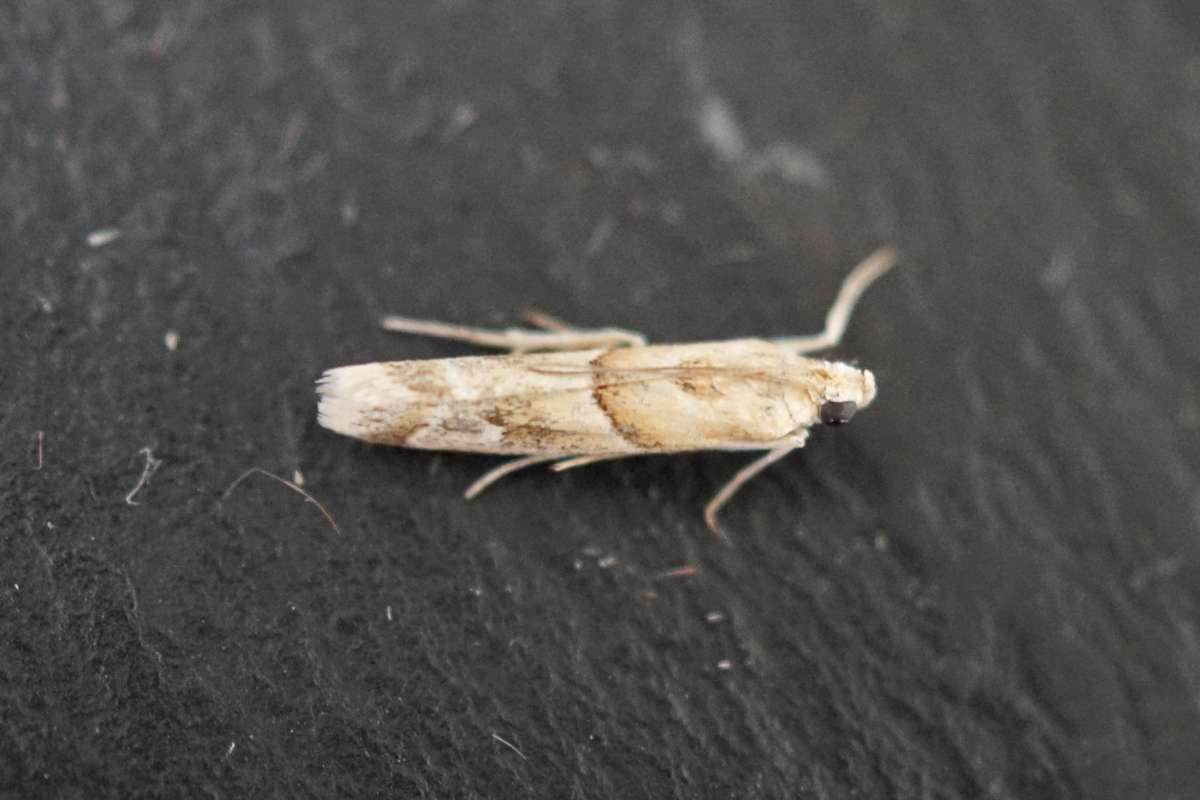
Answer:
[[519, 310, 573, 331], [521, 310, 648, 350], [463, 454, 562, 499], [381, 314, 646, 353], [704, 444, 801, 539], [772, 247, 897, 354], [550, 453, 636, 472]]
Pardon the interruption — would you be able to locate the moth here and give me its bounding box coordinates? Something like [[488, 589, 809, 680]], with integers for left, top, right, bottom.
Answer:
[[318, 248, 896, 534]]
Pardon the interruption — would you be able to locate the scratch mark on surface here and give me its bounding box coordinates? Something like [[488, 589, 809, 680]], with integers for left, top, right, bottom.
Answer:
[[125, 447, 162, 505], [585, 214, 617, 258], [492, 732, 528, 760], [654, 564, 699, 580]]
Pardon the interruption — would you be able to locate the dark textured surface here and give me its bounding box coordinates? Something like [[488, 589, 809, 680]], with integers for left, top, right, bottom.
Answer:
[[3, 2, 1199, 798]]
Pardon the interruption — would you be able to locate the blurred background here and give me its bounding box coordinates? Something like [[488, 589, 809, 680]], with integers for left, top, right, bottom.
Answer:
[[3, 2, 1199, 797]]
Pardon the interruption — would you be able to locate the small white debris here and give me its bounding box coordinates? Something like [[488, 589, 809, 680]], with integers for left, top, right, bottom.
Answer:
[[164, 330, 179, 351], [444, 103, 479, 139], [698, 94, 748, 162], [86, 228, 122, 248], [748, 142, 831, 189]]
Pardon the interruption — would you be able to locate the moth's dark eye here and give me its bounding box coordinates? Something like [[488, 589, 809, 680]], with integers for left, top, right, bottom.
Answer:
[[819, 400, 857, 425]]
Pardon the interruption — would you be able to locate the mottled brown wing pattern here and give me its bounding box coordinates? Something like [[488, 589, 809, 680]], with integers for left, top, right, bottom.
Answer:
[[317, 340, 825, 455]]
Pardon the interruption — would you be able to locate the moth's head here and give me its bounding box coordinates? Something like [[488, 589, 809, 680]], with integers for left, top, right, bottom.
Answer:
[[813, 362, 877, 426]]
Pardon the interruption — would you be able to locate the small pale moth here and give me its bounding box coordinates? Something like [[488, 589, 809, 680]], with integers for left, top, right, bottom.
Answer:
[[318, 248, 896, 534]]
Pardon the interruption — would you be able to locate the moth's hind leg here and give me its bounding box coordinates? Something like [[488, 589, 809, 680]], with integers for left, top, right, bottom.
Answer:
[[463, 455, 562, 499], [463, 452, 635, 500], [381, 312, 645, 353], [772, 247, 897, 354], [549, 453, 638, 472]]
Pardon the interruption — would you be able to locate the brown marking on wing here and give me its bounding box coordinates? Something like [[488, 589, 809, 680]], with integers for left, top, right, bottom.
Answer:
[[384, 362, 445, 395], [585, 347, 803, 448], [503, 424, 565, 450], [342, 365, 449, 444], [675, 358, 726, 401], [481, 400, 579, 451], [366, 410, 425, 445], [439, 414, 486, 435], [589, 351, 664, 449]]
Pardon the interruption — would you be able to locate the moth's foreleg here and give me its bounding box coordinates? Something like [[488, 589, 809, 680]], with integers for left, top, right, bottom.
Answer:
[[381, 314, 645, 353], [463, 454, 562, 499], [772, 246, 897, 354], [703, 444, 802, 539]]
